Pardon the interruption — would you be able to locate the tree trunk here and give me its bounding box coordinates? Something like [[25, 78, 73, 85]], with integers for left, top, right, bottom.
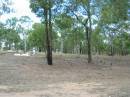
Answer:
[[87, 0, 92, 63], [48, 7, 53, 64], [85, 26, 92, 63], [109, 32, 114, 56], [60, 38, 64, 53], [45, 9, 52, 65], [24, 37, 27, 53]]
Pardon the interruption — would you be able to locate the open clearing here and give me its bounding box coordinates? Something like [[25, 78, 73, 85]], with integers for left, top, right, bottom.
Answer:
[[0, 53, 130, 97]]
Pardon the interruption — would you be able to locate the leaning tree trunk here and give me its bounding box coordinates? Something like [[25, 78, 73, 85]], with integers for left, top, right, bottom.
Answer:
[[44, 9, 52, 65]]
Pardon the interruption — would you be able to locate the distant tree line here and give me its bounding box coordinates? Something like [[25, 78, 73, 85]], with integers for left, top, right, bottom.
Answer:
[[0, 0, 130, 65]]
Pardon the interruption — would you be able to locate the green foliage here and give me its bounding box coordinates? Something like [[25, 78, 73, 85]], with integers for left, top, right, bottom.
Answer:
[[76, 0, 89, 4], [55, 13, 73, 30], [28, 23, 45, 50], [5, 29, 20, 45], [0, 25, 20, 50], [92, 26, 106, 54], [100, 0, 129, 24], [30, 0, 63, 17], [28, 0, 130, 56], [112, 0, 129, 21], [100, 5, 114, 24], [64, 27, 85, 53]]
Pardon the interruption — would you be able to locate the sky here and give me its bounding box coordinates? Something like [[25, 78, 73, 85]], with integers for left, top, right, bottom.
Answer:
[[0, 0, 40, 24]]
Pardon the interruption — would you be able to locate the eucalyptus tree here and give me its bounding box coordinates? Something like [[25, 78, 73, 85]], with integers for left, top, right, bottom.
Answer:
[[0, 26, 20, 50], [114, 0, 130, 55], [4, 16, 32, 51], [64, 26, 85, 54], [100, 0, 129, 55], [2, 17, 21, 50], [30, 0, 63, 65], [28, 23, 45, 52], [18, 16, 32, 52], [66, 0, 94, 63], [55, 13, 73, 53], [4, 28, 20, 50]]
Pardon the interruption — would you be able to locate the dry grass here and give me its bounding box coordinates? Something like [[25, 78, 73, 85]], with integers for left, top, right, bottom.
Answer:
[[0, 53, 129, 97]]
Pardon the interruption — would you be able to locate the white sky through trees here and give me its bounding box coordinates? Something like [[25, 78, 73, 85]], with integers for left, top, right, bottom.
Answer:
[[0, 0, 40, 25]]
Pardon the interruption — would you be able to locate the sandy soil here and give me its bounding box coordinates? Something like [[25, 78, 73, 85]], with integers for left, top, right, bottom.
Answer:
[[0, 53, 130, 97]]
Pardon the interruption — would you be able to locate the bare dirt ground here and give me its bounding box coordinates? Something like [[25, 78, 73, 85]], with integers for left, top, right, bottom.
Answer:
[[0, 53, 130, 97]]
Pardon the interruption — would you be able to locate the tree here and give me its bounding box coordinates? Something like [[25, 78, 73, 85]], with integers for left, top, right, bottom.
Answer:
[[5, 29, 20, 50], [92, 26, 106, 55], [30, 0, 63, 65], [1, 17, 21, 50], [99, 0, 129, 55], [0, 26, 20, 50], [28, 23, 45, 52], [30, 0, 53, 65], [55, 13, 73, 53], [67, 0, 93, 63], [19, 16, 32, 53]]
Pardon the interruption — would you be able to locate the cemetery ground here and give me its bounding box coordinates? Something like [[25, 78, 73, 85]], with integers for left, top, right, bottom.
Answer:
[[0, 52, 129, 97]]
